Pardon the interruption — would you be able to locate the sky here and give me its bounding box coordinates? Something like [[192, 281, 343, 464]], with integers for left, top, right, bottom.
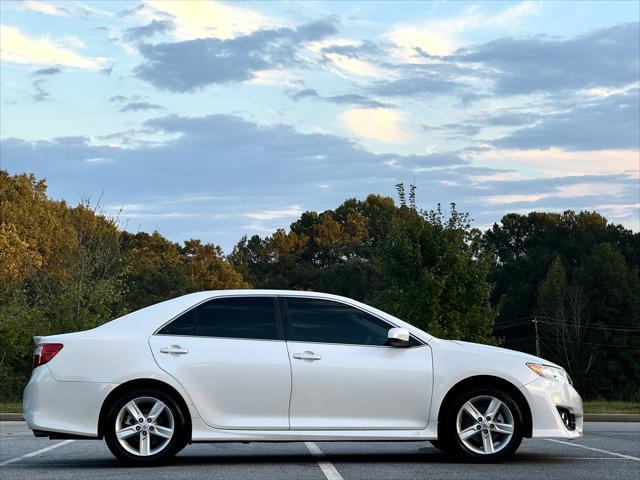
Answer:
[[1, 0, 639, 252]]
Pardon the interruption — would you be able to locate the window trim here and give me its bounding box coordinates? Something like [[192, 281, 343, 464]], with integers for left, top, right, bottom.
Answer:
[[153, 294, 285, 341], [278, 296, 424, 348]]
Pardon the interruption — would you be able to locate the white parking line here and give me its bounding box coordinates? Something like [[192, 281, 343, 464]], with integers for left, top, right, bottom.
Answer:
[[304, 442, 344, 480], [546, 439, 640, 461], [0, 440, 75, 467]]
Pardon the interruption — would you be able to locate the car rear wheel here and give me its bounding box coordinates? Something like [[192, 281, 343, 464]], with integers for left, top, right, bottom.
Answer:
[[441, 387, 523, 462], [104, 388, 187, 466]]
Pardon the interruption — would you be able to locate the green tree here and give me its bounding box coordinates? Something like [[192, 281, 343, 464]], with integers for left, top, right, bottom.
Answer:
[[121, 232, 190, 311], [369, 195, 497, 343], [573, 244, 640, 398], [536, 256, 568, 321]]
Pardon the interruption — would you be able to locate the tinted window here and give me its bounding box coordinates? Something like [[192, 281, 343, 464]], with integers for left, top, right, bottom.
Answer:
[[158, 308, 195, 335], [285, 298, 391, 346], [158, 297, 278, 340]]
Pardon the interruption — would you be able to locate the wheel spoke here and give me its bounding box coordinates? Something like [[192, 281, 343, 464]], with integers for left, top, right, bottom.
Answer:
[[147, 401, 165, 422], [125, 401, 144, 422], [493, 422, 514, 435], [152, 425, 173, 439], [482, 432, 495, 453], [462, 401, 483, 420], [484, 398, 502, 419], [139, 432, 151, 456], [116, 425, 138, 440], [458, 425, 481, 440]]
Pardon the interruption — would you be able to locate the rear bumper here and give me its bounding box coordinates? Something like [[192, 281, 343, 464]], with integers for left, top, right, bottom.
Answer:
[[519, 377, 583, 439], [23, 366, 116, 437]]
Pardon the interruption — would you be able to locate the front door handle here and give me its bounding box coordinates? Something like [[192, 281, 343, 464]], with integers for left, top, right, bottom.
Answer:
[[159, 345, 189, 355], [293, 351, 322, 361]]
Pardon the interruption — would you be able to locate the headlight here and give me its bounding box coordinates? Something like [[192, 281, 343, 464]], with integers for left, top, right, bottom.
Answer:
[[527, 363, 572, 385]]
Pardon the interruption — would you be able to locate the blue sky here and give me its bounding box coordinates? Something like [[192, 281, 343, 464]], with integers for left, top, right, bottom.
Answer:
[[1, 0, 638, 251]]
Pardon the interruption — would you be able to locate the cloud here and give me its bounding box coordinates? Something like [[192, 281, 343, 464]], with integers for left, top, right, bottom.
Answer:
[[108, 95, 130, 103], [118, 102, 165, 113], [1, 112, 467, 199], [341, 108, 407, 143], [142, 0, 279, 41], [484, 111, 542, 127], [324, 52, 384, 78], [246, 69, 302, 87], [476, 174, 639, 221], [458, 22, 640, 95], [493, 89, 639, 151], [100, 65, 114, 76], [367, 60, 475, 99], [84, 157, 113, 164], [387, 1, 541, 59], [370, 75, 463, 97], [291, 88, 319, 100], [3, 113, 637, 247], [372, 21, 638, 103], [0, 25, 99, 69], [32, 79, 50, 102], [319, 40, 383, 58], [423, 123, 482, 138], [290, 89, 392, 108], [117, 4, 144, 18], [108, 94, 146, 104], [471, 149, 640, 178], [134, 19, 338, 92], [123, 19, 174, 42], [326, 94, 392, 109], [21, 1, 69, 16], [33, 66, 62, 76], [245, 206, 304, 220]]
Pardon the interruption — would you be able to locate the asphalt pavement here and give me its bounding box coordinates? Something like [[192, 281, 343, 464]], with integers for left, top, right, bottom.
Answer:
[[1, 421, 638, 479]]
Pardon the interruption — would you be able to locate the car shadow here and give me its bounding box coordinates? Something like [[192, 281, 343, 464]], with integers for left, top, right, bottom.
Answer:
[[24, 448, 578, 470]]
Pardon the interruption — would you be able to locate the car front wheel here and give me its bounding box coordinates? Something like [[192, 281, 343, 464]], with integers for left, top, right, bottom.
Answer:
[[441, 387, 523, 462], [104, 388, 187, 466]]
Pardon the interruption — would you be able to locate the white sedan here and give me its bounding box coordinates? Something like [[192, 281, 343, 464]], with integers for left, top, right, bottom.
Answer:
[[23, 290, 583, 465]]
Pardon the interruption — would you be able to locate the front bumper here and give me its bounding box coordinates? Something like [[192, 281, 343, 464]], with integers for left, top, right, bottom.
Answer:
[[23, 366, 116, 437], [519, 376, 583, 439]]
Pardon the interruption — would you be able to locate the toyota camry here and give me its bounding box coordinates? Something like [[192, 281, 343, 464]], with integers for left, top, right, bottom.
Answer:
[[23, 290, 583, 465]]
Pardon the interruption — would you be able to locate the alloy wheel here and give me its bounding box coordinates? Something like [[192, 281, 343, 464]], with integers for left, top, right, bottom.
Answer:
[[455, 395, 514, 455], [114, 396, 175, 457]]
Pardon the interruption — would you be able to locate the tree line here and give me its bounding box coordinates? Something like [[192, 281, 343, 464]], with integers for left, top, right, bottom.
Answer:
[[1, 171, 638, 401]]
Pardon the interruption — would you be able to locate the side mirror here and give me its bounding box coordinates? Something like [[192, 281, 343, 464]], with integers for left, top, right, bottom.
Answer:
[[387, 327, 410, 347]]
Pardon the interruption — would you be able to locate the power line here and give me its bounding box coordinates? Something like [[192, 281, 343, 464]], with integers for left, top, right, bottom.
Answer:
[[495, 319, 640, 333], [535, 320, 640, 333]]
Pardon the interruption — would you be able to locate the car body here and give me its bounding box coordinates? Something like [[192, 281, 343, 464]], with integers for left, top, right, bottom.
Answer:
[[23, 290, 583, 464]]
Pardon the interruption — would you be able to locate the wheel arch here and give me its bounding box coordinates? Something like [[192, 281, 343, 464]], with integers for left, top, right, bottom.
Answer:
[[98, 378, 192, 441], [437, 375, 533, 438]]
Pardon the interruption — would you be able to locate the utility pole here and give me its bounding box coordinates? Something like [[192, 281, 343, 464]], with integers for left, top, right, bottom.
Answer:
[[533, 316, 540, 357]]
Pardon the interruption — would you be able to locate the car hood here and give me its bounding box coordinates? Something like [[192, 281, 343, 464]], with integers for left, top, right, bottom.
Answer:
[[445, 339, 562, 369]]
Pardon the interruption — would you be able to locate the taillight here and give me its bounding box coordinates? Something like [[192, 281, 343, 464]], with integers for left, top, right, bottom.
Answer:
[[33, 343, 63, 368]]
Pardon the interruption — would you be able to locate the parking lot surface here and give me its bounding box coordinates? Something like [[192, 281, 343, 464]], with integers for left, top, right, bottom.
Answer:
[[1, 422, 638, 479]]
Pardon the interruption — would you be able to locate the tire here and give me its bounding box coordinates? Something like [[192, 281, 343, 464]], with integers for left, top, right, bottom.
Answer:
[[440, 387, 523, 462], [104, 388, 187, 466]]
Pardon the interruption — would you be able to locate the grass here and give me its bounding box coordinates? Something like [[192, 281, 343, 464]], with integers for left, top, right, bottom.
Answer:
[[1, 400, 638, 414], [583, 399, 640, 414], [0, 402, 22, 413]]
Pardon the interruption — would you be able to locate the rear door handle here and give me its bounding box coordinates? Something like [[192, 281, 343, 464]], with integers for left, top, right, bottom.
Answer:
[[293, 351, 322, 361], [159, 345, 189, 355]]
